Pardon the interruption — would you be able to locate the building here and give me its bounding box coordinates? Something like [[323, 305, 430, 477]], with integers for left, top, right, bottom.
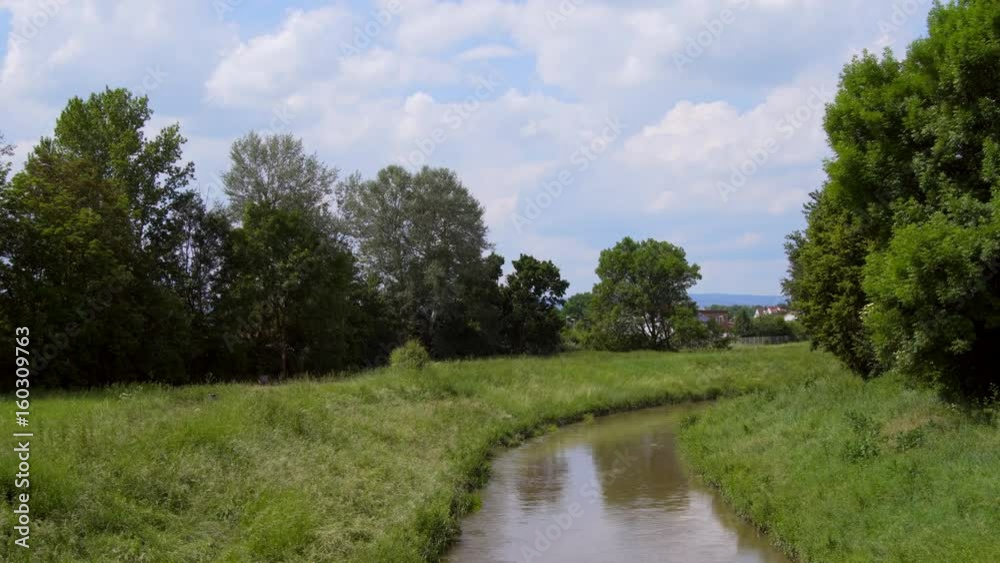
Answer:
[[697, 310, 732, 329], [753, 306, 788, 319]]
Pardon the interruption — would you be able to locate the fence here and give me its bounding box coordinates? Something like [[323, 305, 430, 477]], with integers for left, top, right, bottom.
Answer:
[[733, 335, 802, 346]]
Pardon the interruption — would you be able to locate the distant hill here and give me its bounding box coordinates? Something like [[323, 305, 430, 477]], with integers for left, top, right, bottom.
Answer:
[[691, 294, 786, 308]]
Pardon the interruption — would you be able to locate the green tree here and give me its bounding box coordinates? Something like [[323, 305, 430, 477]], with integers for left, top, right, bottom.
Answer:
[[750, 315, 794, 338], [0, 132, 12, 187], [0, 90, 203, 386], [563, 292, 593, 329], [222, 132, 337, 220], [225, 204, 363, 378], [590, 237, 701, 351], [733, 308, 754, 337], [501, 255, 570, 354], [786, 0, 1000, 398], [785, 191, 876, 375], [220, 133, 379, 377], [336, 165, 497, 356]]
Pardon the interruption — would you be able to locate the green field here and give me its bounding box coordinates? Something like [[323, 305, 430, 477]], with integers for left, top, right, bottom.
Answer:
[[1, 344, 997, 562], [680, 370, 1000, 562]]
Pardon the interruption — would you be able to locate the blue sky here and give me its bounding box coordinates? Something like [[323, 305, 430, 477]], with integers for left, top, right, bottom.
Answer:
[[0, 0, 933, 295]]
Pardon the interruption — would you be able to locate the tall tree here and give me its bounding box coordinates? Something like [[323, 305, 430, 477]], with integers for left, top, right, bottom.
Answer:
[[220, 133, 379, 377], [501, 255, 570, 354], [590, 237, 701, 351], [0, 89, 203, 386], [336, 165, 495, 356], [786, 0, 1000, 398], [222, 132, 337, 220], [732, 307, 754, 337], [563, 292, 594, 329], [225, 204, 361, 378], [784, 191, 876, 375]]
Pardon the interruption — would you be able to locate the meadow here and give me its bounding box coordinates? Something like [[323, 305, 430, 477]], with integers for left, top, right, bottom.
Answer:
[[1, 344, 997, 562], [0, 345, 830, 562], [680, 369, 1000, 562]]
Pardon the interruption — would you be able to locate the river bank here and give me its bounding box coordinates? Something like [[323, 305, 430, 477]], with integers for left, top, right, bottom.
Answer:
[[679, 371, 1000, 562], [0, 345, 827, 561]]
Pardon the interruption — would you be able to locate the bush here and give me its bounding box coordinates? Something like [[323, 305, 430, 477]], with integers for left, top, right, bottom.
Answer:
[[390, 340, 431, 369]]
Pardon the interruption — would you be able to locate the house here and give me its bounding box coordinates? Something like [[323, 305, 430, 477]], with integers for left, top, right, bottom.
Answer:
[[697, 310, 732, 329], [753, 305, 788, 319]]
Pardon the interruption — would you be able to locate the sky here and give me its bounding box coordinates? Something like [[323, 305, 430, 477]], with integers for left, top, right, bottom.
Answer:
[[0, 0, 934, 296]]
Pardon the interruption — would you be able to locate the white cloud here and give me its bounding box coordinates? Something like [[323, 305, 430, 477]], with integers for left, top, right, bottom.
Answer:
[[0, 0, 935, 294], [205, 7, 350, 107], [456, 44, 519, 62]]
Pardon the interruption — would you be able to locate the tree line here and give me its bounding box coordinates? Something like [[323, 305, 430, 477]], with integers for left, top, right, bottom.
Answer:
[[0, 90, 574, 388], [0, 90, 724, 389], [784, 0, 1000, 401]]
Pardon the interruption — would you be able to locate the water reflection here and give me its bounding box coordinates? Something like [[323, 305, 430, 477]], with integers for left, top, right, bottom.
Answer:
[[446, 405, 789, 563]]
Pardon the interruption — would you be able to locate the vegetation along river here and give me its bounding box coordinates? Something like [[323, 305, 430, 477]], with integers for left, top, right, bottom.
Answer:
[[446, 405, 789, 563]]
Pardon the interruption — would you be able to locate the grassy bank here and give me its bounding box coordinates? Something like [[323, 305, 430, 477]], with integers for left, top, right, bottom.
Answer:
[[0, 345, 832, 561], [680, 370, 1000, 562]]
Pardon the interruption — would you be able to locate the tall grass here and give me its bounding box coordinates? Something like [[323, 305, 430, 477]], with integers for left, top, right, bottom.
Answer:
[[679, 370, 1000, 562], [0, 345, 833, 562]]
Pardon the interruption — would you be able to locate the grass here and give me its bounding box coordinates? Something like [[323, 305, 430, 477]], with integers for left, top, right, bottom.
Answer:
[[679, 369, 1000, 563], [0, 344, 836, 562]]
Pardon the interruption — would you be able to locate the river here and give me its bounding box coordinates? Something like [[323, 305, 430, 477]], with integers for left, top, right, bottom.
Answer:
[[446, 405, 789, 563]]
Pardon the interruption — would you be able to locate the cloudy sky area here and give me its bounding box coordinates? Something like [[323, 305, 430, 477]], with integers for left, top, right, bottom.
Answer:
[[0, 0, 933, 295]]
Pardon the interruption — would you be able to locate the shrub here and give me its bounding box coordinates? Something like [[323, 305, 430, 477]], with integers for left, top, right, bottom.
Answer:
[[390, 340, 431, 369], [843, 411, 883, 462]]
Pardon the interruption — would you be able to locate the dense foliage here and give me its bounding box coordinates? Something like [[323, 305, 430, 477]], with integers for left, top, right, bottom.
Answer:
[[336, 165, 507, 358], [0, 87, 728, 388], [0, 90, 204, 386], [389, 339, 431, 369], [589, 237, 704, 351], [0, 90, 572, 388], [500, 255, 569, 355], [785, 0, 1000, 398]]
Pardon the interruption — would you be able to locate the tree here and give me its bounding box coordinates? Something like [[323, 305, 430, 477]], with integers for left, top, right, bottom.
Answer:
[[561, 292, 594, 349], [733, 308, 754, 337], [672, 309, 730, 350], [222, 132, 338, 220], [220, 133, 381, 377], [563, 292, 593, 329], [0, 132, 13, 187], [590, 237, 701, 351], [784, 191, 877, 375], [501, 255, 570, 354], [225, 203, 363, 378], [0, 89, 203, 387], [336, 165, 496, 356], [785, 0, 1000, 398], [750, 315, 794, 338]]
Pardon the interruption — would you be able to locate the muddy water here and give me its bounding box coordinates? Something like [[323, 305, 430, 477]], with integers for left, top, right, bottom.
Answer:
[[446, 405, 789, 563]]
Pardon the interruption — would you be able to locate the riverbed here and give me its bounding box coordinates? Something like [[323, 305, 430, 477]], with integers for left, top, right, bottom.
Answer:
[[446, 405, 789, 562]]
